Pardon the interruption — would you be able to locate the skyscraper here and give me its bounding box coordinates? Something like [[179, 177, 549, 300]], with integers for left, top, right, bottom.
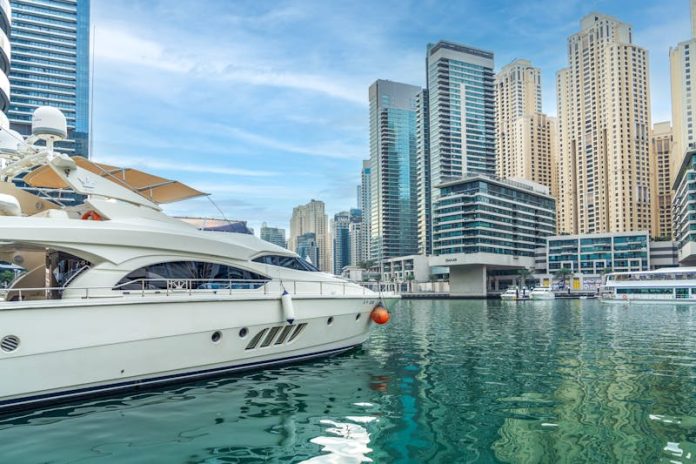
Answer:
[[8, 0, 90, 156], [260, 222, 286, 249], [426, 41, 495, 191], [556, 13, 651, 234], [495, 59, 557, 196], [415, 89, 431, 255], [422, 41, 495, 259], [650, 122, 673, 239], [670, 0, 696, 182], [296, 232, 319, 268], [349, 221, 365, 267], [368, 79, 420, 261], [289, 200, 331, 272], [360, 159, 371, 261], [332, 211, 350, 275]]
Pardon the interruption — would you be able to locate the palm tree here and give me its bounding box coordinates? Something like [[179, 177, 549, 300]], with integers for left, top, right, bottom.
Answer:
[[359, 260, 376, 271], [405, 272, 415, 293], [517, 267, 533, 289], [554, 267, 573, 291]]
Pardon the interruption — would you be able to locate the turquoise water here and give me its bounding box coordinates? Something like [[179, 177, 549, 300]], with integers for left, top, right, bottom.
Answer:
[[3, 299, 696, 463]]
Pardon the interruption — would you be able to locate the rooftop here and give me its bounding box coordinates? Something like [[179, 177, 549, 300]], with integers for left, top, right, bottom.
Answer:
[[427, 40, 494, 60]]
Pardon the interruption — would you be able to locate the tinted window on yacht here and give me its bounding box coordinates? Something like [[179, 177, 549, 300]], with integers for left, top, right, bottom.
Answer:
[[115, 261, 269, 291], [252, 255, 319, 272]]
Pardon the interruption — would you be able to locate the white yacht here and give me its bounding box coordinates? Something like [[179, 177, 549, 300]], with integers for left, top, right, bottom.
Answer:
[[600, 267, 696, 304], [529, 287, 555, 300], [0, 107, 394, 412], [500, 287, 527, 301]]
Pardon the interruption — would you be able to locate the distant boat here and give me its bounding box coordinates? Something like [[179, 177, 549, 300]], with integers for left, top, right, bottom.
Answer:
[[501, 287, 528, 301], [530, 287, 555, 300]]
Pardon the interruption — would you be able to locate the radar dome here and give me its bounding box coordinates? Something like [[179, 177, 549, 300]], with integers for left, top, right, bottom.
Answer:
[[0, 128, 23, 152], [32, 106, 67, 141]]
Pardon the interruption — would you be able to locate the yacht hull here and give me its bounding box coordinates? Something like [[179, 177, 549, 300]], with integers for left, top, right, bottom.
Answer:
[[0, 295, 380, 412]]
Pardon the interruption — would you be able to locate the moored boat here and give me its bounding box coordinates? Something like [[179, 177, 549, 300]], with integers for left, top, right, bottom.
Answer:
[[529, 286, 555, 300], [600, 267, 696, 304], [500, 287, 528, 301], [0, 107, 396, 412]]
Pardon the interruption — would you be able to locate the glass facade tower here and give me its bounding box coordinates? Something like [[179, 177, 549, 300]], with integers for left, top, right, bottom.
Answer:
[[8, 0, 90, 156], [368, 79, 420, 261]]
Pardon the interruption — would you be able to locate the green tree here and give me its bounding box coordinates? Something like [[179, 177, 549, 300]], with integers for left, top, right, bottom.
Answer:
[[405, 272, 415, 292], [359, 260, 376, 271], [517, 267, 533, 289]]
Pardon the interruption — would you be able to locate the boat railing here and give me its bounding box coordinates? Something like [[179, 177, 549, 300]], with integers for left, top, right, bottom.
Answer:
[[3, 278, 380, 302]]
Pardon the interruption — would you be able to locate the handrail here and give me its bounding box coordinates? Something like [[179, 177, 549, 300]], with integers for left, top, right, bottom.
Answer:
[[3, 278, 376, 302]]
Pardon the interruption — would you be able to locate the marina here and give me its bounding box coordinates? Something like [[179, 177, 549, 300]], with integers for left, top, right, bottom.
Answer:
[[0, 1, 693, 463], [2, 299, 695, 463]]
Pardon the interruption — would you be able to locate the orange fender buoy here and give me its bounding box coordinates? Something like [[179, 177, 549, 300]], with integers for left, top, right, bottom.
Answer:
[[81, 210, 103, 221], [371, 305, 390, 325]]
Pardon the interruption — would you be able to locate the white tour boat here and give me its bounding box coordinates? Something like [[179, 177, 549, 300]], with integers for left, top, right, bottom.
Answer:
[[529, 286, 555, 300], [0, 107, 395, 412], [600, 267, 696, 304]]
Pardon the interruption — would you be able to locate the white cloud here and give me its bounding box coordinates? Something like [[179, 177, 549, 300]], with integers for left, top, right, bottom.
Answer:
[[92, 155, 279, 177], [94, 24, 192, 73], [219, 125, 363, 160], [94, 22, 366, 105], [192, 183, 310, 199]]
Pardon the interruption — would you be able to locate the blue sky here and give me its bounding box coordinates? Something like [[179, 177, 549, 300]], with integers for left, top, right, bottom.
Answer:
[[91, 0, 688, 234]]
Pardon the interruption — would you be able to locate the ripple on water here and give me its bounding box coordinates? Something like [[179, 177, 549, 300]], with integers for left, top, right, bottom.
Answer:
[[1, 300, 696, 463]]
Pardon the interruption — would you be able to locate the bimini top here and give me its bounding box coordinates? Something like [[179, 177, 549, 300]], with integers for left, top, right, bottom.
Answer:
[[23, 156, 206, 204]]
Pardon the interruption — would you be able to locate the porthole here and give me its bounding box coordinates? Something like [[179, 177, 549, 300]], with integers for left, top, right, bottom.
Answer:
[[239, 327, 248, 338], [355, 313, 361, 321], [1, 335, 20, 352], [327, 317, 334, 326], [211, 331, 222, 343]]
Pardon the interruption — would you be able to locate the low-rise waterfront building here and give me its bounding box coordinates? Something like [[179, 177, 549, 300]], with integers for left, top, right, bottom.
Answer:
[[429, 175, 556, 296], [674, 149, 696, 264], [530, 231, 677, 291], [376, 255, 431, 283], [651, 240, 679, 269]]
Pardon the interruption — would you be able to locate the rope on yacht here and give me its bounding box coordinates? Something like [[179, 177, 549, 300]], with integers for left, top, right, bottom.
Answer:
[[206, 196, 232, 224]]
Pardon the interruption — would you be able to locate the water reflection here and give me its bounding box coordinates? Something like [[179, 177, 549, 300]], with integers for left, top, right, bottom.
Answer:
[[1, 300, 696, 462]]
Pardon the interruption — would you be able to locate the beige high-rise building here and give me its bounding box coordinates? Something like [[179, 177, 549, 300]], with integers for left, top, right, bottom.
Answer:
[[495, 59, 558, 197], [288, 199, 331, 273], [650, 122, 674, 239], [670, 0, 696, 182], [556, 13, 651, 234], [556, 68, 577, 233]]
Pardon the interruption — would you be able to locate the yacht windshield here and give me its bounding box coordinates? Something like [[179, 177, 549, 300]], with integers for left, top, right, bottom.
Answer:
[[115, 261, 270, 290], [252, 255, 319, 272]]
